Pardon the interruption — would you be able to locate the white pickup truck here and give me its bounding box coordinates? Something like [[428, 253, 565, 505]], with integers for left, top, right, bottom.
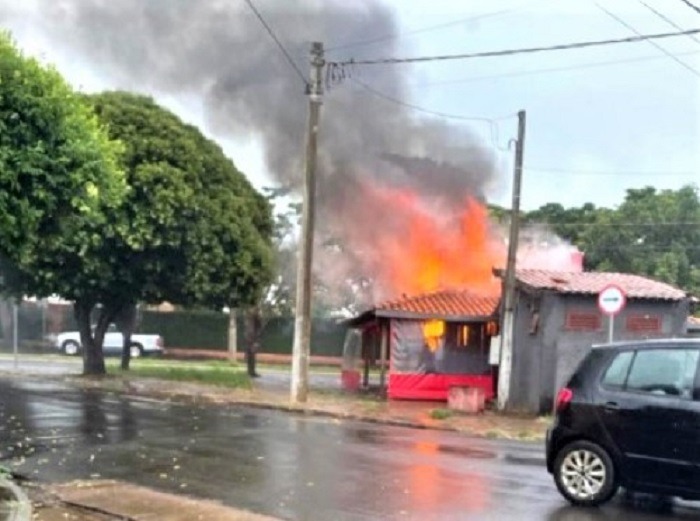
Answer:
[[54, 324, 164, 357]]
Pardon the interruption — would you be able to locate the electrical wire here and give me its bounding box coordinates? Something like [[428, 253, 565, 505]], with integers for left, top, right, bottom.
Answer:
[[679, 0, 700, 15], [638, 0, 700, 47], [326, 5, 528, 53], [595, 2, 700, 78], [330, 27, 700, 66], [526, 166, 697, 176], [242, 0, 308, 87], [526, 221, 700, 227], [350, 78, 514, 150], [406, 48, 700, 87]]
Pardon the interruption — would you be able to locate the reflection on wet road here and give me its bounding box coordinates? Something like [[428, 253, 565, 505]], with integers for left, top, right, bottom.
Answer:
[[1, 378, 699, 520]]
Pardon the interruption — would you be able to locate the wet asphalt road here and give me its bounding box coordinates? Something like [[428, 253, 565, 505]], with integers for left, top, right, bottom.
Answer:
[[1, 379, 700, 520]]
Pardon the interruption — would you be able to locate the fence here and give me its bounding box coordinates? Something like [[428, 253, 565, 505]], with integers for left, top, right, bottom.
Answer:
[[0, 300, 347, 357]]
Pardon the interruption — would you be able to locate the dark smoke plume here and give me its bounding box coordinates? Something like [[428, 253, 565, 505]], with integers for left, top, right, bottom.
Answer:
[[1, 0, 501, 309]]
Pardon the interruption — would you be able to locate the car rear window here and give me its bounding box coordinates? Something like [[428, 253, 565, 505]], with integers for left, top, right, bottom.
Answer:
[[601, 351, 634, 389]]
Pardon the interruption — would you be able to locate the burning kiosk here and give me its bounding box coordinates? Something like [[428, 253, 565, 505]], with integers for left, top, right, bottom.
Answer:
[[343, 290, 500, 401]]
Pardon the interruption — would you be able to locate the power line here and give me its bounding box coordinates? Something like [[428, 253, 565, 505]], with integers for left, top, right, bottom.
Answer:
[[595, 2, 700, 78], [679, 0, 700, 15], [638, 0, 700, 47], [526, 166, 697, 176], [326, 5, 528, 53], [526, 221, 700, 227], [350, 78, 514, 150], [330, 27, 700, 67], [407, 48, 700, 87], [351, 78, 507, 122], [242, 0, 308, 88]]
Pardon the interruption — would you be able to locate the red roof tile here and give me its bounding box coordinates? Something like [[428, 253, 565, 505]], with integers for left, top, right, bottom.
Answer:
[[514, 269, 687, 300], [375, 290, 500, 320]]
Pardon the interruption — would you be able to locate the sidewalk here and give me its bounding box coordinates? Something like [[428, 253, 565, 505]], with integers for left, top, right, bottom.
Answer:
[[30, 480, 281, 521]]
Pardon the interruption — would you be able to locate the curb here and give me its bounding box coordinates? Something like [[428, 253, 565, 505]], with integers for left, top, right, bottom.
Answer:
[[0, 478, 32, 521]]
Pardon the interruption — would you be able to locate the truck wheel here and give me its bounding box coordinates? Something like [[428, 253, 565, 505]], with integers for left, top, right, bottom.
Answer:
[[129, 343, 143, 358], [62, 340, 81, 356]]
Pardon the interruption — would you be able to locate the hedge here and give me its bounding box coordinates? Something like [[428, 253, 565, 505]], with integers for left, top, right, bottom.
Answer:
[[0, 301, 348, 357]]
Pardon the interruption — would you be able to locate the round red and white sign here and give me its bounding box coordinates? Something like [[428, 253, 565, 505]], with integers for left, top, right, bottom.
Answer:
[[598, 284, 626, 316]]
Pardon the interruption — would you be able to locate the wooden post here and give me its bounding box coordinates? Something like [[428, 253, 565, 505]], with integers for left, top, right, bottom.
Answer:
[[379, 320, 389, 396], [362, 331, 370, 388]]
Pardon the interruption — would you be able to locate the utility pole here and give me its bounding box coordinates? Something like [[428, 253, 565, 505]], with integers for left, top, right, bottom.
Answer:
[[498, 110, 526, 411], [291, 42, 324, 404]]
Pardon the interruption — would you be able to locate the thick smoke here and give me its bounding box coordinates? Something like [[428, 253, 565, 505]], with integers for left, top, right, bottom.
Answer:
[[2, 0, 501, 309]]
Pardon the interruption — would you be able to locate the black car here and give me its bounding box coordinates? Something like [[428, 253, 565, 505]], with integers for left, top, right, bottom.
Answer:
[[546, 339, 700, 506]]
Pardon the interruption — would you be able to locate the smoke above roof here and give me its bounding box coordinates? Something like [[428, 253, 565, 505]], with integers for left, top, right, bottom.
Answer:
[[1, 0, 503, 308]]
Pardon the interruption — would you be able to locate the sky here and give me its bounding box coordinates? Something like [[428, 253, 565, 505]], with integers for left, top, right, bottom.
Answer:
[[2, 0, 698, 211], [373, 0, 700, 210]]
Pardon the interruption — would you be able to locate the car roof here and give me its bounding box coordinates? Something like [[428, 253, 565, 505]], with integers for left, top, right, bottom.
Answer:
[[592, 338, 700, 351]]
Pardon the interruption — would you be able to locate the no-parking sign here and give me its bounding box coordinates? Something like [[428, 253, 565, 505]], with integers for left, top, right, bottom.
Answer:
[[597, 285, 626, 316]]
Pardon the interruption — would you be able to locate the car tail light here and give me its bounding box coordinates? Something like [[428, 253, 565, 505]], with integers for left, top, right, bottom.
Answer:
[[555, 387, 573, 413]]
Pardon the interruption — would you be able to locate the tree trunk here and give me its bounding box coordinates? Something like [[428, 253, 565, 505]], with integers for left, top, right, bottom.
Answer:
[[115, 304, 138, 371], [74, 300, 111, 376], [227, 308, 238, 362], [0, 299, 13, 349], [244, 307, 262, 377]]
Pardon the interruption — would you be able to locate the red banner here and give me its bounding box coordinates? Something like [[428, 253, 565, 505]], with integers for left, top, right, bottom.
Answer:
[[388, 373, 494, 401]]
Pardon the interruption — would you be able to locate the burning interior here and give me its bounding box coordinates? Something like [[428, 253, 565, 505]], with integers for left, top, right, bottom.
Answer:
[[344, 291, 501, 400]]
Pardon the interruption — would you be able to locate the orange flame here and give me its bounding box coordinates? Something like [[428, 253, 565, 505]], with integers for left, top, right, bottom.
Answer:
[[422, 319, 445, 351], [354, 182, 506, 299]]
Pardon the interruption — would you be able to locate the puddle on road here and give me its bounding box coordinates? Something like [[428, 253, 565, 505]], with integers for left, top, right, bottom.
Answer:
[[347, 427, 497, 460]]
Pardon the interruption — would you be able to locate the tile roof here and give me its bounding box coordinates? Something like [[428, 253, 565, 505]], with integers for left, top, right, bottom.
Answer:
[[513, 269, 687, 301], [374, 290, 500, 320]]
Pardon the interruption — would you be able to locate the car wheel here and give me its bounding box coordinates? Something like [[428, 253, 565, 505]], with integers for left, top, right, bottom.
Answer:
[[62, 340, 81, 356], [129, 343, 143, 358], [554, 441, 618, 507]]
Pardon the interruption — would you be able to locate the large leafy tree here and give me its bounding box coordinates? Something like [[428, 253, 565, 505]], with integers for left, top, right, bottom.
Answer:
[[0, 39, 274, 375], [518, 185, 700, 296], [83, 91, 274, 371], [580, 185, 700, 295], [0, 33, 126, 365]]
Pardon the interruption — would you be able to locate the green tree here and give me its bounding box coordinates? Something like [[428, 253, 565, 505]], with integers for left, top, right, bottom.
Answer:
[[84, 91, 274, 371], [581, 185, 700, 295], [0, 33, 126, 373], [524, 202, 601, 244]]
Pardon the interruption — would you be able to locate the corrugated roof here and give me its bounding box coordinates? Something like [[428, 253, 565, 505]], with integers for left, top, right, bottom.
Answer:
[[514, 269, 687, 300], [375, 290, 500, 320]]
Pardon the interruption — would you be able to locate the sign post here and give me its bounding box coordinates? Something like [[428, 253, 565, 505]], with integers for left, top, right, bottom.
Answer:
[[597, 285, 626, 343]]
